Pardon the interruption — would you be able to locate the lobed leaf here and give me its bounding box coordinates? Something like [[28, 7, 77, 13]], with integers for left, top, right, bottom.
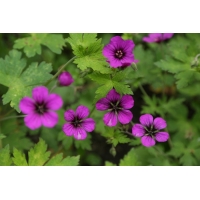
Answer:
[[45, 153, 80, 166], [0, 50, 53, 112], [0, 145, 12, 166], [12, 148, 28, 166], [28, 139, 50, 166], [67, 33, 112, 74], [119, 148, 141, 166], [14, 33, 66, 57]]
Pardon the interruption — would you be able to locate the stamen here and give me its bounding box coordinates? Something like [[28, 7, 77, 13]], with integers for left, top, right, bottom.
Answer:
[[115, 50, 124, 59]]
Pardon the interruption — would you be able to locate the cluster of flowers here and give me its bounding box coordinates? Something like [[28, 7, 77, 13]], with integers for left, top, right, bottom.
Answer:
[[19, 33, 172, 147]]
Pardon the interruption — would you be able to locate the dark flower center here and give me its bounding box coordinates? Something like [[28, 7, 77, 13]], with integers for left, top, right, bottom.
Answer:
[[71, 117, 82, 128], [145, 125, 158, 137], [110, 101, 122, 113], [115, 49, 124, 59], [35, 103, 47, 115]]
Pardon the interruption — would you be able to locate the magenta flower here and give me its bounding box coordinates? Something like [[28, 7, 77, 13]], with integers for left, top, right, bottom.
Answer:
[[143, 33, 174, 43], [103, 36, 138, 68], [19, 86, 63, 130], [63, 105, 95, 140], [132, 114, 169, 147], [58, 71, 74, 86], [96, 89, 134, 127]]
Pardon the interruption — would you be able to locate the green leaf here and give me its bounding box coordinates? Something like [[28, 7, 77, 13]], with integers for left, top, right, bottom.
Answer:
[[28, 139, 50, 166], [0, 50, 53, 112], [155, 56, 188, 74], [102, 127, 131, 147], [14, 33, 66, 57], [179, 152, 197, 166], [66, 33, 112, 74], [0, 133, 6, 140], [12, 148, 28, 166], [167, 143, 185, 158], [119, 148, 141, 166], [0, 145, 12, 166], [74, 134, 92, 150], [142, 95, 185, 117], [154, 34, 200, 91], [45, 154, 80, 166], [105, 161, 116, 166], [93, 82, 113, 102], [89, 71, 133, 103], [113, 81, 133, 95], [88, 73, 110, 84]]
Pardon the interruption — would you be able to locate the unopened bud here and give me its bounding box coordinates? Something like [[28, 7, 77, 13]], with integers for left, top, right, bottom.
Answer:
[[58, 71, 74, 86]]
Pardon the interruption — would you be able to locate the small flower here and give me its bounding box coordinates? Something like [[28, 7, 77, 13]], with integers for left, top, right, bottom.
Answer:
[[63, 105, 95, 140], [132, 114, 169, 147], [58, 71, 74, 86], [143, 33, 174, 43], [19, 86, 63, 130], [103, 36, 138, 68], [96, 89, 134, 127]]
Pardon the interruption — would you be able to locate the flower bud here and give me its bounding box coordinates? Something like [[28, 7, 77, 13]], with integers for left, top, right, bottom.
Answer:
[[58, 71, 74, 86]]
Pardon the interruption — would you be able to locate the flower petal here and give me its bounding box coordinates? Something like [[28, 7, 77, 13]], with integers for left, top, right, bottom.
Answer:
[[46, 94, 63, 110], [109, 58, 124, 68], [63, 123, 76, 136], [122, 39, 135, 52], [41, 111, 58, 128], [163, 33, 174, 40], [110, 36, 124, 43], [139, 114, 153, 127], [82, 118, 95, 132], [96, 98, 110, 111], [76, 105, 89, 119], [153, 117, 167, 130], [19, 97, 35, 114], [74, 128, 87, 140], [32, 86, 49, 104], [141, 136, 156, 147], [103, 44, 115, 58], [106, 89, 120, 102], [155, 132, 169, 142], [132, 124, 145, 137], [103, 111, 117, 127], [24, 113, 42, 130], [64, 109, 75, 122], [143, 33, 162, 43], [120, 55, 134, 66], [120, 95, 134, 109], [118, 110, 133, 124]]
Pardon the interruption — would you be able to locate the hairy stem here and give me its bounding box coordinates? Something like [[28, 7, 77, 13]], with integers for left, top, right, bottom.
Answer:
[[139, 84, 150, 98], [45, 56, 76, 86], [0, 115, 26, 122], [88, 106, 96, 117]]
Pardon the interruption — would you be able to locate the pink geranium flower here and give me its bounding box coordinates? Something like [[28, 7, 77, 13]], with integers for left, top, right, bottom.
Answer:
[[103, 36, 138, 68], [58, 71, 74, 86], [62, 105, 95, 140], [143, 33, 174, 43], [19, 86, 63, 130], [132, 114, 169, 147], [96, 89, 134, 126]]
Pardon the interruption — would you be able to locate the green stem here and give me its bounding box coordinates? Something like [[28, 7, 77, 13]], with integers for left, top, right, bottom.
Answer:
[[88, 106, 96, 117], [139, 84, 149, 98], [130, 121, 134, 126], [45, 56, 76, 86], [0, 115, 26, 122], [50, 84, 57, 92], [121, 130, 134, 137]]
